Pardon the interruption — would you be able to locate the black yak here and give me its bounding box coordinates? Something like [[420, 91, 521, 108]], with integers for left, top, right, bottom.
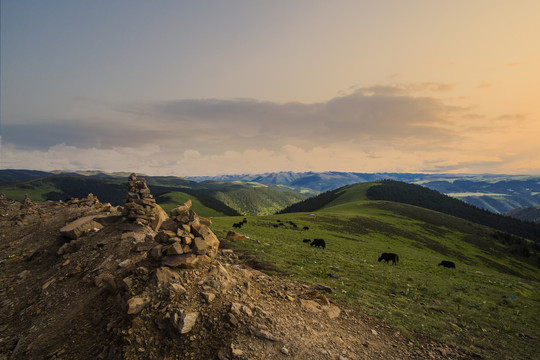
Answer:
[[232, 222, 243, 229], [378, 252, 399, 264], [242, 218, 247, 223], [311, 238, 326, 249], [438, 260, 456, 268], [302, 239, 311, 243], [303, 226, 309, 230]]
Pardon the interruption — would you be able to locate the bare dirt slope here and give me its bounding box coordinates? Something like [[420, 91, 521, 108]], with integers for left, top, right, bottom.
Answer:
[[0, 199, 477, 360]]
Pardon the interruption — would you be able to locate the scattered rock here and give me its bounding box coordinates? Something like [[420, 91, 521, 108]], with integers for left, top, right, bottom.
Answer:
[[127, 296, 150, 315], [175, 311, 199, 334]]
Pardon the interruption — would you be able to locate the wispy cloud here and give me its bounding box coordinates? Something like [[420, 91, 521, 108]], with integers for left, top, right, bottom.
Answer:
[[1, 84, 536, 175]]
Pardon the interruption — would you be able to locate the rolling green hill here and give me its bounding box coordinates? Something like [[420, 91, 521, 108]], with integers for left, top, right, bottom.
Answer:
[[0, 172, 309, 216], [154, 191, 229, 218], [281, 180, 540, 243], [210, 197, 540, 359]]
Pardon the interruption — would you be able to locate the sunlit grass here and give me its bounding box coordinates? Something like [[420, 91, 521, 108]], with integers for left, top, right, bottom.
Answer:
[[210, 202, 540, 360]]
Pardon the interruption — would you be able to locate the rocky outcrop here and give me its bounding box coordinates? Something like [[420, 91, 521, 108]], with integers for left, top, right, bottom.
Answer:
[[122, 173, 168, 231]]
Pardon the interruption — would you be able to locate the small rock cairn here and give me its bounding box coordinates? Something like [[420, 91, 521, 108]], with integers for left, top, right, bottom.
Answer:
[[122, 173, 167, 231], [124, 173, 219, 267], [66, 193, 100, 207], [20, 194, 34, 211], [148, 199, 220, 268]]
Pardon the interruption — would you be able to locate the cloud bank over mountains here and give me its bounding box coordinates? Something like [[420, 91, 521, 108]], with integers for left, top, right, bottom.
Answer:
[[1, 84, 537, 176]]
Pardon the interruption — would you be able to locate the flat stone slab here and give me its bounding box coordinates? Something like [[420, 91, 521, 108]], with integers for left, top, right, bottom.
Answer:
[[60, 216, 104, 240]]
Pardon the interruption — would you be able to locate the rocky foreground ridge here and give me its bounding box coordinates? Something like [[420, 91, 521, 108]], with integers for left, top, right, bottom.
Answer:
[[0, 175, 475, 359]]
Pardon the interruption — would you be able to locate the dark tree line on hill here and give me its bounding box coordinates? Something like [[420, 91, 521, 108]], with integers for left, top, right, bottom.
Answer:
[[279, 180, 540, 244], [44, 176, 126, 204], [366, 181, 540, 243], [277, 187, 342, 214]]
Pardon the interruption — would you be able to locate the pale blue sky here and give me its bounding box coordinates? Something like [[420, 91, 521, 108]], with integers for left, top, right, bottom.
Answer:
[[1, 0, 539, 175]]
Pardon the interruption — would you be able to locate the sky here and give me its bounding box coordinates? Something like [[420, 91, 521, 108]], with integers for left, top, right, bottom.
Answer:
[[1, 0, 539, 176]]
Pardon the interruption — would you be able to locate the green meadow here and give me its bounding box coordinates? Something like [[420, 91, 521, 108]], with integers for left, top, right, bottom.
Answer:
[[155, 191, 227, 218], [209, 197, 540, 359]]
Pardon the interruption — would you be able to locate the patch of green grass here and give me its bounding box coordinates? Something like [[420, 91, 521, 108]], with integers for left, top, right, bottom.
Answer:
[[210, 202, 540, 360], [155, 191, 226, 218], [0, 181, 64, 201]]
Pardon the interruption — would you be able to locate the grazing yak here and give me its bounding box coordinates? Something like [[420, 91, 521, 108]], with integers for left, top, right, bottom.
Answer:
[[311, 238, 326, 249], [303, 226, 309, 231], [302, 239, 311, 243], [232, 222, 243, 229], [378, 252, 399, 264], [242, 218, 247, 223], [273, 224, 279, 228], [439, 260, 456, 268]]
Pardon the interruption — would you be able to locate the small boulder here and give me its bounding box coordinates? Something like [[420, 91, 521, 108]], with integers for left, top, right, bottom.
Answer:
[[127, 296, 150, 314]]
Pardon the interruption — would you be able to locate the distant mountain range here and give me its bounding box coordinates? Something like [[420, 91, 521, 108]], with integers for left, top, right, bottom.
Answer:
[[187, 171, 540, 214], [1, 169, 539, 216], [504, 206, 540, 224]]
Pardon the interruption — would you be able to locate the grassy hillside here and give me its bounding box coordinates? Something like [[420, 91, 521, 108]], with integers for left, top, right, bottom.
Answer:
[[0, 173, 308, 216], [154, 191, 228, 218], [281, 181, 540, 244], [210, 201, 540, 359], [214, 186, 308, 216]]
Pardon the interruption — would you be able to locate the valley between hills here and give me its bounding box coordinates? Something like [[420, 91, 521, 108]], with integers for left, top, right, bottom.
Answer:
[[0, 171, 539, 359]]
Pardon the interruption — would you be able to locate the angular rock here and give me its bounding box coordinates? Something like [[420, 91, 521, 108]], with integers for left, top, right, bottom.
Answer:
[[300, 299, 322, 313], [150, 204, 169, 231], [202, 292, 215, 303], [153, 267, 181, 288], [322, 304, 341, 319], [192, 237, 208, 255], [127, 296, 150, 314], [149, 244, 163, 260], [162, 254, 199, 268], [175, 311, 198, 334], [249, 326, 279, 341], [60, 216, 104, 240], [170, 283, 187, 295], [165, 242, 184, 255]]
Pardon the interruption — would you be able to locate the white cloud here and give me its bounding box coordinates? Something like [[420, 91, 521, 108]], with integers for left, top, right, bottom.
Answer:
[[2, 84, 538, 175]]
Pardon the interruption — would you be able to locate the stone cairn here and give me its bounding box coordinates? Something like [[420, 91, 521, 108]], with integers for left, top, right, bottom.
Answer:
[[122, 173, 167, 231], [147, 199, 220, 268], [66, 193, 100, 207], [20, 194, 34, 211], [14, 194, 39, 225], [124, 173, 219, 267]]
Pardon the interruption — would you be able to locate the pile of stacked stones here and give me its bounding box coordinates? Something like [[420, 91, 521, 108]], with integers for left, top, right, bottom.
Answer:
[[20, 194, 34, 211], [122, 173, 167, 231], [66, 193, 100, 207], [15, 194, 39, 225], [147, 199, 220, 268]]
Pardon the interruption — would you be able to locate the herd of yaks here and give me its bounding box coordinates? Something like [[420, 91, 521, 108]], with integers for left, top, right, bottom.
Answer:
[[231, 219, 457, 269]]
